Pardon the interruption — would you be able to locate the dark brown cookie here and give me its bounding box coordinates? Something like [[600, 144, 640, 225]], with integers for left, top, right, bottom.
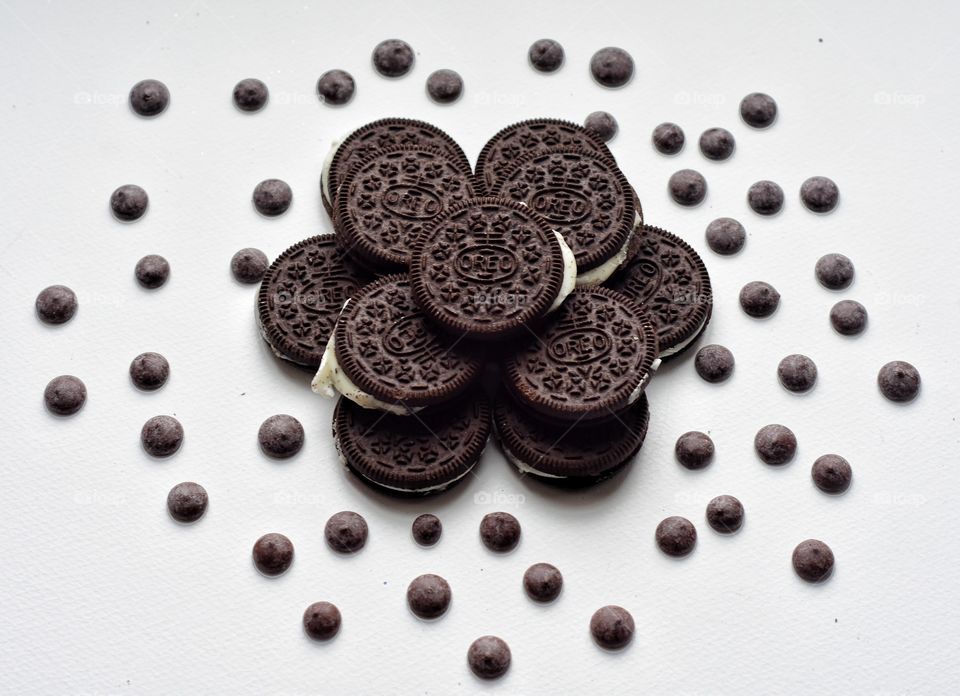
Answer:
[[607, 225, 712, 358], [257, 234, 371, 367], [336, 146, 476, 272], [502, 287, 658, 423], [333, 392, 491, 495]]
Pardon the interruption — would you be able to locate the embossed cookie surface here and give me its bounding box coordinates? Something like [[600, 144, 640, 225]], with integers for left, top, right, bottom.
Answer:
[[502, 287, 658, 422], [411, 198, 565, 340]]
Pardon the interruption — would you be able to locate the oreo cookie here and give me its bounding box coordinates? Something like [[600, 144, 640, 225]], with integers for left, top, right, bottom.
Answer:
[[607, 226, 712, 359], [333, 392, 490, 495], [321, 118, 471, 217], [502, 287, 658, 423], [492, 147, 636, 286], [336, 146, 476, 273], [494, 391, 649, 484], [257, 234, 372, 368], [312, 275, 482, 413], [410, 198, 574, 341]]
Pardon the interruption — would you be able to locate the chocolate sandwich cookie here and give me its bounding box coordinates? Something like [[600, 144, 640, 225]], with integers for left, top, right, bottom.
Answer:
[[322, 118, 471, 217], [493, 147, 636, 286], [336, 145, 476, 273], [257, 234, 371, 368], [410, 198, 573, 341], [475, 118, 614, 194], [312, 275, 482, 413], [502, 287, 658, 423], [333, 392, 490, 495], [607, 226, 712, 359], [494, 391, 649, 484]]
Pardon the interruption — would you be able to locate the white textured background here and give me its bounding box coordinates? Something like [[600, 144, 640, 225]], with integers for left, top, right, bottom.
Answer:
[[1, 1, 958, 694]]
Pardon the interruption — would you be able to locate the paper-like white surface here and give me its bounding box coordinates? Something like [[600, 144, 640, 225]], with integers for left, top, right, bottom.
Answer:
[[1, 1, 958, 694]]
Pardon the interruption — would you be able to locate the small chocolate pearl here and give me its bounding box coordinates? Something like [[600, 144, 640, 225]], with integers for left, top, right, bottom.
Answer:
[[303, 601, 341, 640], [372, 39, 414, 77], [656, 516, 697, 557], [694, 344, 735, 383], [523, 562, 563, 603], [584, 111, 618, 142], [407, 573, 452, 619], [129, 78, 169, 117], [325, 511, 368, 554], [800, 176, 839, 213], [129, 351, 170, 391], [754, 424, 797, 466], [699, 127, 735, 161], [739, 281, 780, 318], [528, 38, 565, 73], [231, 247, 269, 284], [166, 482, 208, 523], [675, 431, 714, 470], [748, 180, 784, 215], [258, 414, 305, 459], [479, 511, 521, 553], [590, 605, 634, 650], [232, 78, 268, 112], [705, 495, 744, 534], [412, 513, 442, 547], [141, 415, 184, 457], [652, 122, 685, 155], [705, 217, 746, 255], [110, 184, 149, 222], [668, 169, 707, 206], [877, 361, 921, 402], [792, 539, 834, 583], [35, 285, 78, 325], [252, 532, 294, 577], [135, 254, 170, 289], [811, 454, 852, 494], [252, 179, 292, 217], [777, 354, 818, 394], [830, 300, 867, 336], [815, 253, 855, 290], [317, 69, 355, 106], [426, 69, 463, 104], [590, 47, 634, 88], [740, 92, 777, 129], [44, 375, 86, 416], [468, 636, 511, 679]]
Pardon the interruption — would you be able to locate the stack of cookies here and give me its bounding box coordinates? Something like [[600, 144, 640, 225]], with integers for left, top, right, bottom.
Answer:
[[256, 117, 713, 494]]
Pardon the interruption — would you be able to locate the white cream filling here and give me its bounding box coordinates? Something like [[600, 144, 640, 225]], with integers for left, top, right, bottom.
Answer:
[[549, 232, 578, 312], [320, 135, 343, 210], [575, 214, 639, 287], [628, 357, 661, 404], [501, 442, 567, 479]]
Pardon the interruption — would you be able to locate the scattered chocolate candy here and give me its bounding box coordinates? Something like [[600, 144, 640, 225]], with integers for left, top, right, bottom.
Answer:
[[35, 285, 77, 325], [792, 539, 834, 582], [129, 351, 170, 391], [252, 532, 294, 577], [815, 253, 855, 290], [468, 636, 512, 679], [232, 78, 268, 112], [129, 78, 169, 117], [655, 516, 697, 557], [668, 168, 707, 206], [590, 46, 634, 87], [528, 38, 565, 72], [652, 122, 685, 155], [324, 511, 368, 554], [811, 454, 852, 494], [523, 563, 563, 603], [699, 127, 735, 161], [166, 482, 208, 523], [140, 415, 184, 457], [830, 300, 868, 336], [258, 414, 304, 459], [372, 39, 415, 77], [694, 344, 735, 383], [778, 354, 818, 394], [800, 176, 839, 213], [135, 254, 170, 289], [479, 511, 521, 553], [303, 601, 341, 640], [43, 375, 86, 416], [739, 281, 780, 318], [230, 247, 269, 284], [110, 184, 149, 222], [740, 92, 777, 129], [877, 361, 921, 402], [407, 574, 452, 619], [584, 110, 618, 142], [317, 69, 355, 105], [747, 180, 784, 215], [252, 178, 292, 217], [426, 69, 463, 104], [590, 605, 634, 650], [705, 495, 744, 534], [412, 514, 442, 547], [754, 424, 797, 466], [675, 431, 715, 470], [705, 217, 746, 255]]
